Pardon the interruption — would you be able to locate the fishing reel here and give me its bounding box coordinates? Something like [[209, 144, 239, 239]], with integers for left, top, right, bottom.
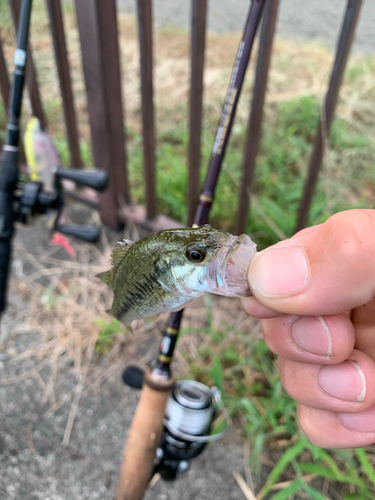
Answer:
[[14, 166, 108, 242], [14, 118, 108, 242], [122, 367, 231, 481]]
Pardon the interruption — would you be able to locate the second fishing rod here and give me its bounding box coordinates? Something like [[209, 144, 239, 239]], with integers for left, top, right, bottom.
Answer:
[[154, 0, 266, 380]]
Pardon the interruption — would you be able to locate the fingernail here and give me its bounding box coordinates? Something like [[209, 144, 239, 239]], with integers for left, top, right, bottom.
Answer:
[[318, 361, 366, 402], [248, 245, 310, 298], [291, 316, 332, 356], [340, 404, 375, 433]]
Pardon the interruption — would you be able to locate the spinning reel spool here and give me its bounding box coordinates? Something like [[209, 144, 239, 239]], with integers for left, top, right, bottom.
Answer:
[[122, 366, 232, 481]]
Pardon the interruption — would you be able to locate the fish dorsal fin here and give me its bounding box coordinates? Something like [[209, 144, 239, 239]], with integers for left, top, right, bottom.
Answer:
[[96, 270, 115, 290], [110, 239, 134, 269], [97, 240, 134, 291]]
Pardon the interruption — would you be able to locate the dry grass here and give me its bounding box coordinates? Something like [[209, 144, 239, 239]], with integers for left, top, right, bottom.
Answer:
[[1, 224, 129, 443], [0, 205, 258, 444]]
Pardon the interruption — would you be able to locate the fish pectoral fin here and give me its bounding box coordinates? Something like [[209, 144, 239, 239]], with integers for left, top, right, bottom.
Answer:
[[111, 239, 135, 269], [169, 300, 193, 313], [96, 270, 115, 290], [143, 314, 160, 328], [125, 324, 134, 334]]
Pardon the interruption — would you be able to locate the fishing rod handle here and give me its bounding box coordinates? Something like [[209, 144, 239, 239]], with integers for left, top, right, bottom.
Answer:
[[56, 167, 108, 192], [0, 187, 14, 314], [0, 149, 19, 313], [116, 370, 174, 500]]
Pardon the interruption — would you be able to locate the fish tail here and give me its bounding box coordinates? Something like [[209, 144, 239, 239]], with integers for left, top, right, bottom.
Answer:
[[96, 270, 115, 290]]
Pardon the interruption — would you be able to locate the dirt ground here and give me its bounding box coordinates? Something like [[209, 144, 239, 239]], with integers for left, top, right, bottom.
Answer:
[[0, 328, 247, 500], [0, 203, 262, 500]]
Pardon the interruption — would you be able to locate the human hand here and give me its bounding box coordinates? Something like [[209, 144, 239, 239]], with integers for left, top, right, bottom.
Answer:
[[240, 209, 375, 448]]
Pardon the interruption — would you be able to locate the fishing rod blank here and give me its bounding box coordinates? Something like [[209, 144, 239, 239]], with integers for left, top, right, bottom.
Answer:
[[154, 0, 266, 379], [0, 0, 33, 314]]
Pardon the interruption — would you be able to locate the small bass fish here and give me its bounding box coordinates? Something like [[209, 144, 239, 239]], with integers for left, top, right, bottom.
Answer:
[[97, 224, 256, 326]]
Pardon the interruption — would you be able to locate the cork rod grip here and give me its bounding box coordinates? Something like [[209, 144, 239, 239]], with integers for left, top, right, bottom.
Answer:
[[116, 371, 174, 500]]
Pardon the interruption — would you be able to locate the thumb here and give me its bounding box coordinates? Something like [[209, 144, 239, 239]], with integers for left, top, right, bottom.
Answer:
[[247, 209, 375, 316]]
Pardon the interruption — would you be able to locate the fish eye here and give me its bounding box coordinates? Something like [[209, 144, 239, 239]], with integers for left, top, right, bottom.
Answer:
[[186, 246, 206, 263]]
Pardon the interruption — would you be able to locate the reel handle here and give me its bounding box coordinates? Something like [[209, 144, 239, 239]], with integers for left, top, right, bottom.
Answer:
[[122, 366, 145, 390], [56, 167, 108, 192], [57, 224, 101, 243]]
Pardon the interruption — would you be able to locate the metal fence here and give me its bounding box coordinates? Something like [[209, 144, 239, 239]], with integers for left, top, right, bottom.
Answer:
[[0, 0, 363, 234]]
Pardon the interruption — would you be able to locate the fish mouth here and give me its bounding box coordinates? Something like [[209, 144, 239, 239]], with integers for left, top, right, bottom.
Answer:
[[204, 234, 257, 297]]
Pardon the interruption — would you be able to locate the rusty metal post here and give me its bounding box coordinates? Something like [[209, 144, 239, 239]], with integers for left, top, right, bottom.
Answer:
[[46, 0, 83, 168], [235, 0, 279, 235], [95, 0, 130, 207], [187, 0, 207, 226], [137, 0, 157, 220], [74, 0, 127, 229], [295, 0, 363, 232], [8, 0, 47, 128]]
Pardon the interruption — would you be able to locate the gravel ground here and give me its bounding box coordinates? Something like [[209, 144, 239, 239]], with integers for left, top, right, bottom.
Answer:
[[117, 0, 375, 55]]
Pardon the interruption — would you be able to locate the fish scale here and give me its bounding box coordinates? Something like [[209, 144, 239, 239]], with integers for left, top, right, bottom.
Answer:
[[97, 225, 256, 327]]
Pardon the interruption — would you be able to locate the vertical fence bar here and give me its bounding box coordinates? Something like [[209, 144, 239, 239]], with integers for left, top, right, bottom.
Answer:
[[8, 0, 46, 128], [235, 0, 279, 235], [46, 0, 82, 168], [295, 0, 363, 233], [74, 0, 122, 229], [137, 0, 156, 219], [0, 33, 10, 113], [187, 0, 207, 226], [95, 0, 130, 206], [137, 0, 157, 220]]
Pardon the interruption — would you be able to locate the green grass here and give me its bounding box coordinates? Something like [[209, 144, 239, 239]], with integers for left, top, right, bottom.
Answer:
[[117, 93, 374, 249], [4, 90, 372, 249], [41, 91, 374, 250], [95, 318, 125, 354]]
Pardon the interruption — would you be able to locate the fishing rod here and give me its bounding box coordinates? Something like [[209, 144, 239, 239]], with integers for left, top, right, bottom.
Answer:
[[117, 1, 266, 498], [0, 0, 108, 320], [0, 0, 32, 316]]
